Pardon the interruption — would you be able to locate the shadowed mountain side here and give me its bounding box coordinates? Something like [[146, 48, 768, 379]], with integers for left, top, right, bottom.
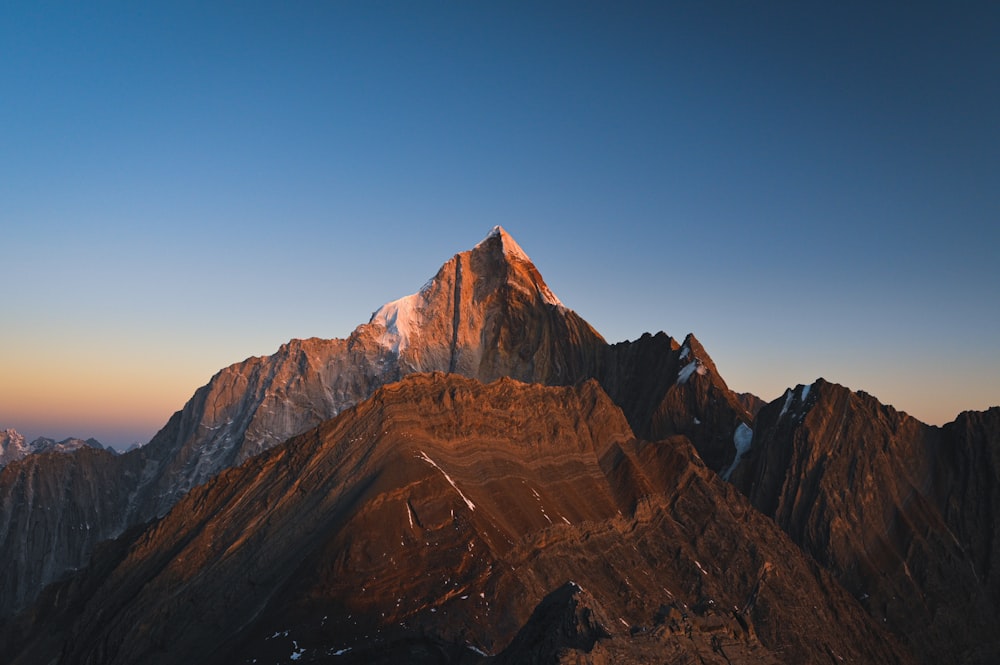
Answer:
[[2, 374, 912, 665], [604, 332, 753, 472], [0, 448, 144, 617], [730, 379, 1000, 664], [0, 227, 752, 618]]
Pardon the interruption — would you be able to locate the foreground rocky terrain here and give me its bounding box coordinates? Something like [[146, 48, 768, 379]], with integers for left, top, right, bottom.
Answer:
[[0, 227, 996, 663], [2, 375, 913, 665]]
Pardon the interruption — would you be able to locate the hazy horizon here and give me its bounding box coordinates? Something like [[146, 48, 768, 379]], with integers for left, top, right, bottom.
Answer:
[[3, 3, 998, 450]]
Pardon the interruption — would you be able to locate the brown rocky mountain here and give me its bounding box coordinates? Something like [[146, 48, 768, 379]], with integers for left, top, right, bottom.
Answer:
[[2, 227, 996, 664], [729, 379, 1000, 664], [1, 374, 912, 665], [0, 227, 751, 618]]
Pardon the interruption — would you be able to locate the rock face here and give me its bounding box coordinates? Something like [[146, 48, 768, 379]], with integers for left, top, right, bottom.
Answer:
[[729, 379, 1000, 664], [1, 374, 912, 665], [0, 226, 751, 618]]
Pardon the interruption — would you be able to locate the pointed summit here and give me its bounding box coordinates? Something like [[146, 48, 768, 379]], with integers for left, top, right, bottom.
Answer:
[[369, 226, 597, 373], [475, 225, 532, 264], [466, 226, 563, 307]]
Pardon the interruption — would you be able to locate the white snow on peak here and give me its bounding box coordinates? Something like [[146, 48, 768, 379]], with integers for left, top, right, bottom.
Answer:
[[678, 345, 690, 361], [369, 290, 424, 354], [677, 359, 707, 384], [721, 423, 753, 482], [800, 383, 812, 402]]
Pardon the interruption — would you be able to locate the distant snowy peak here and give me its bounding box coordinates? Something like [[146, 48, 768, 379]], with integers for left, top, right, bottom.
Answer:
[[0, 429, 30, 466], [0, 429, 108, 468]]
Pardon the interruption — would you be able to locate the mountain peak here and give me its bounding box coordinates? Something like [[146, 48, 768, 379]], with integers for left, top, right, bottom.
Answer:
[[474, 224, 533, 265], [370, 227, 569, 354]]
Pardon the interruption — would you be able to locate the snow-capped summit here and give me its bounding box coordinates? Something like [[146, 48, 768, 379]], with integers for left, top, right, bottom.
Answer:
[[369, 227, 572, 359]]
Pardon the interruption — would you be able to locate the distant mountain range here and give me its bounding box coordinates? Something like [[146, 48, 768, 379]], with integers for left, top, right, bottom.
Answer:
[[0, 429, 111, 468], [0, 227, 996, 664]]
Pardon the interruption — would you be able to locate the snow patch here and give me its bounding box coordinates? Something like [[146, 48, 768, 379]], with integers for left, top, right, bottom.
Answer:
[[370, 291, 423, 353], [778, 388, 795, 420], [800, 383, 812, 402], [721, 423, 753, 482], [677, 360, 707, 384]]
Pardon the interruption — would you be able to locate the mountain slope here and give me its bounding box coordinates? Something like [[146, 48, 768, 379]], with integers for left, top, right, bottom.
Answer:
[[729, 379, 1000, 664], [0, 447, 143, 616], [2, 374, 912, 665]]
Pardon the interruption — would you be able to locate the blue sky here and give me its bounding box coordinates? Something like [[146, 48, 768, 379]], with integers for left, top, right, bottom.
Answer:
[[2, 2, 998, 448]]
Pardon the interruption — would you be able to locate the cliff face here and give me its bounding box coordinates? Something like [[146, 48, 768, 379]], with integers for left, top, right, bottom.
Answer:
[[3, 374, 911, 665], [730, 380, 1000, 664]]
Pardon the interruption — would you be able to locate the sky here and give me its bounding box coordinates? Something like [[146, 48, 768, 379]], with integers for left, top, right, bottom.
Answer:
[[2, 2, 998, 449]]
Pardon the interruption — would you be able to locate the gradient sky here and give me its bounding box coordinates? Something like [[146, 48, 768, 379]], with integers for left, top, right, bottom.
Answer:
[[2, 2, 998, 449]]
